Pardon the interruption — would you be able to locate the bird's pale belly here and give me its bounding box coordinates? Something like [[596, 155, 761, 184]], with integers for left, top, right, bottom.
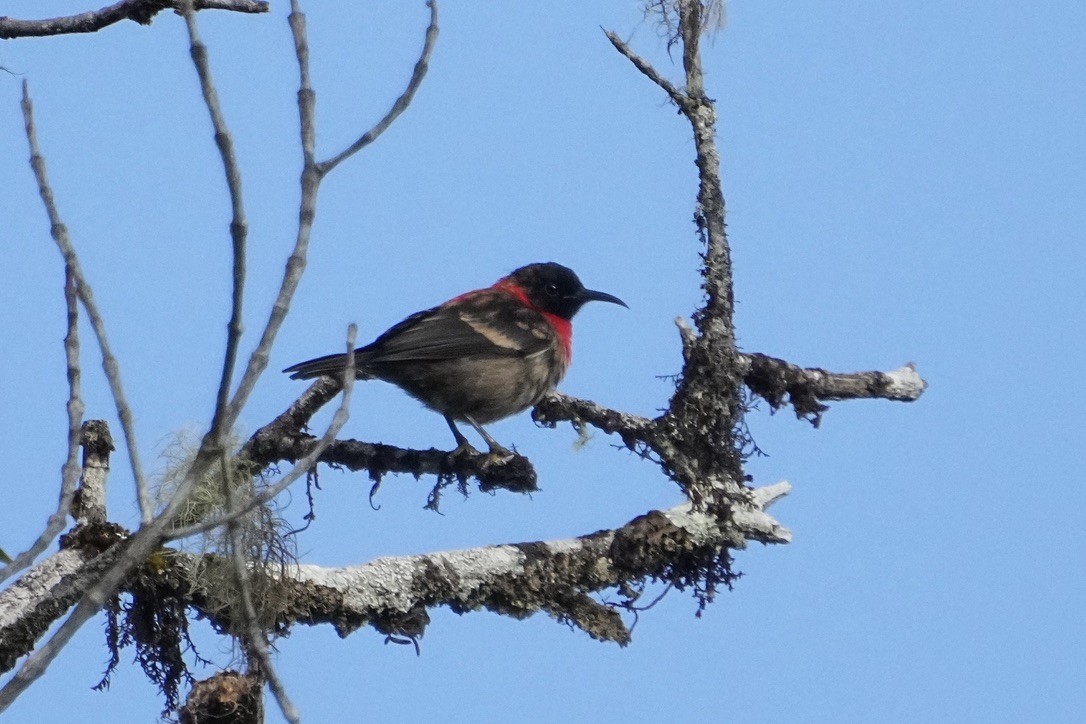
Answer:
[[370, 353, 567, 424]]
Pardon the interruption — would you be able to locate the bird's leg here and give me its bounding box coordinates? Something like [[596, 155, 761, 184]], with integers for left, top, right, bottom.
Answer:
[[444, 416, 480, 457], [461, 415, 514, 462]]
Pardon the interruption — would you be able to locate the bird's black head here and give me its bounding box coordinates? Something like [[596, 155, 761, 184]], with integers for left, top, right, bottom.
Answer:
[[506, 262, 627, 320]]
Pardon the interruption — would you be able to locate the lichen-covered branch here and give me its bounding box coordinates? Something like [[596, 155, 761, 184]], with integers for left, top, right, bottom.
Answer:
[[0, 479, 787, 686], [254, 432, 539, 496], [241, 376, 539, 500], [0, 525, 126, 675], [605, 2, 744, 503], [242, 355, 920, 505], [71, 420, 113, 525], [532, 392, 654, 439], [0, 419, 117, 668], [0, 549, 101, 674], [739, 353, 927, 426], [0, 0, 268, 39], [182, 483, 791, 647]]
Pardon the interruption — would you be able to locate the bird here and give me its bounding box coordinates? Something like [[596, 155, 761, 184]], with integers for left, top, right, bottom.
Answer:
[[283, 262, 626, 458]]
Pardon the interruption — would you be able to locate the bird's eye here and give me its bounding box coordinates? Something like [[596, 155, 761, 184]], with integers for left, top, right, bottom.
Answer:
[[544, 283, 559, 296]]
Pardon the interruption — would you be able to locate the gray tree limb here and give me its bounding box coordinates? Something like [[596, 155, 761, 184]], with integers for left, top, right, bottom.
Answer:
[[0, 0, 268, 39]]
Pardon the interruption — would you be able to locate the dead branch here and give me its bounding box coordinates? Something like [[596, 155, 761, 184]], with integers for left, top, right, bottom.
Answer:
[[0, 0, 268, 39], [740, 353, 926, 425], [182, 483, 788, 648]]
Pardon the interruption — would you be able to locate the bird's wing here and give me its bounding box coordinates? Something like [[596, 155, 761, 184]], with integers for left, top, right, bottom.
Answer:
[[360, 291, 555, 365]]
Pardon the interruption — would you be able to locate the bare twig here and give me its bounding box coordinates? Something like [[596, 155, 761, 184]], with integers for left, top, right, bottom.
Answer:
[[602, 28, 690, 110], [219, 0, 321, 428], [220, 455, 299, 724], [0, 0, 268, 39], [0, 267, 84, 586], [62, 268, 84, 506], [19, 81, 153, 525], [177, 0, 249, 443], [222, 0, 438, 444], [317, 0, 439, 177]]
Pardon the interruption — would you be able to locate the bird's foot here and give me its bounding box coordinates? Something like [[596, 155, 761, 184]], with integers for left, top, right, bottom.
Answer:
[[449, 440, 483, 459]]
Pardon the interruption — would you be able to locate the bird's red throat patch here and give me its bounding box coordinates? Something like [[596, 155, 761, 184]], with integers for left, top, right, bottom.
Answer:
[[493, 279, 573, 362]]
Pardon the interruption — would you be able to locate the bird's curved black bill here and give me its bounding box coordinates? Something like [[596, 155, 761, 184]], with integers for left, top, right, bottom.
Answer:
[[581, 288, 628, 308]]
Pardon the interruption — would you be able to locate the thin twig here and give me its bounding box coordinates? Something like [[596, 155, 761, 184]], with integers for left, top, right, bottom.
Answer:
[[0, 267, 84, 586], [220, 454, 300, 724], [19, 80, 153, 524], [219, 0, 320, 428], [316, 0, 439, 177], [0, 0, 268, 39], [223, 0, 438, 429], [602, 28, 690, 110], [177, 0, 249, 443]]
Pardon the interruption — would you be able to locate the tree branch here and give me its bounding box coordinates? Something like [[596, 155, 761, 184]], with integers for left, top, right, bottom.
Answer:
[[166, 328, 357, 541], [71, 421, 112, 525], [239, 375, 539, 505], [0, 476, 788, 679], [220, 452, 299, 724], [20, 80, 154, 526], [0, 524, 126, 676], [176, 0, 250, 445], [608, 1, 744, 504], [739, 353, 927, 426], [0, 0, 268, 39], [317, 0, 439, 177], [602, 29, 690, 111], [0, 270, 84, 586], [178, 483, 790, 647]]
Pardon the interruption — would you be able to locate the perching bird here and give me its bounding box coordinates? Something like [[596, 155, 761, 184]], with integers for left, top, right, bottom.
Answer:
[[283, 262, 626, 457]]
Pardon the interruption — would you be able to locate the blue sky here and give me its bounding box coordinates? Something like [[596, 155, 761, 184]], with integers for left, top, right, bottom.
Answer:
[[2, 1, 1084, 722]]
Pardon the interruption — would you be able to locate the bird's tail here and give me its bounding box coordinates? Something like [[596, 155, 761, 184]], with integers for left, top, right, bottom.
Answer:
[[283, 352, 361, 380]]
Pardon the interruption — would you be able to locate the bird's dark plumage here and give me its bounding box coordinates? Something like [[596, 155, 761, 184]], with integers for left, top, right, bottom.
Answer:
[[283, 262, 625, 453]]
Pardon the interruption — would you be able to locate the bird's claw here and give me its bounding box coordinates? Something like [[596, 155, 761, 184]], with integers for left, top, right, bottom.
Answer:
[[483, 446, 516, 466], [447, 439, 513, 466], [449, 441, 483, 459]]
